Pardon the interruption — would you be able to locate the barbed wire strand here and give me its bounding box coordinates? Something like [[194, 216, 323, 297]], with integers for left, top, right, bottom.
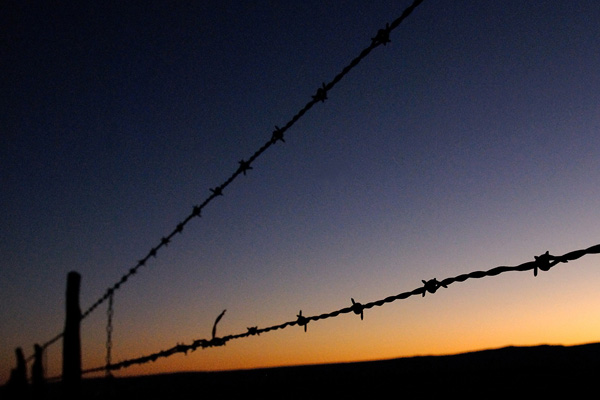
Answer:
[[75, 243, 599, 375], [25, 0, 425, 361], [79, 0, 425, 320]]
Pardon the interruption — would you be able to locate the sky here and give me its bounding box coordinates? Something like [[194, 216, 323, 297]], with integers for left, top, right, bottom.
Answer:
[[2, 0, 600, 383]]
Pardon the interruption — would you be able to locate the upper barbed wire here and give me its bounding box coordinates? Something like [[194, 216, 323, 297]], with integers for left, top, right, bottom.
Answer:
[[79, 0, 425, 321]]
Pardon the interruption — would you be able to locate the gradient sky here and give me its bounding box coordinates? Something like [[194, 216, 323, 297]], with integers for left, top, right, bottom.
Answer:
[[2, 0, 600, 383]]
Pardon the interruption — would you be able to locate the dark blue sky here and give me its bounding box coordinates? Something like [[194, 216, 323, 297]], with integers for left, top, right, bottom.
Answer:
[[2, 1, 600, 380]]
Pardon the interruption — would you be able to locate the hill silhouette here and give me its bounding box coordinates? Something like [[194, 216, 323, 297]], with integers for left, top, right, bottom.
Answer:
[[3, 342, 598, 398]]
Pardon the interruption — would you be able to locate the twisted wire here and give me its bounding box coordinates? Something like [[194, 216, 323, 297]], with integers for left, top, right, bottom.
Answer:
[[79, 243, 599, 375]]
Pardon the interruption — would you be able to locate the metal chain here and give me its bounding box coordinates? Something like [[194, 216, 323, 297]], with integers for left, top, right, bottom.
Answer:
[[105, 291, 114, 377]]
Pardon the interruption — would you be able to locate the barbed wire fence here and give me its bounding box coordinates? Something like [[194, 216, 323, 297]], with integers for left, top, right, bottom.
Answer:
[[18, 0, 425, 374], [8, 0, 598, 388], [74, 243, 599, 374]]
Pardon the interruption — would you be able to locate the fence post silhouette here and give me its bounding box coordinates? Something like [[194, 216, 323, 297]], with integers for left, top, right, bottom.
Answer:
[[31, 343, 45, 398], [62, 271, 81, 396], [6, 347, 28, 398]]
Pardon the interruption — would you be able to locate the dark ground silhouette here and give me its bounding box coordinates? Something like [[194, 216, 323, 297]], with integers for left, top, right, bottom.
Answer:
[[2, 342, 598, 398]]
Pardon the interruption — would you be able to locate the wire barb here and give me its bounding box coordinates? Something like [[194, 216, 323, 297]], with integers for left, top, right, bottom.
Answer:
[[192, 205, 202, 217], [271, 126, 285, 144], [238, 159, 253, 176], [210, 187, 223, 197], [421, 278, 447, 297], [312, 83, 328, 103], [297, 310, 309, 332], [371, 23, 391, 46], [533, 251, 552, 277], [351, 298, 364, 320]]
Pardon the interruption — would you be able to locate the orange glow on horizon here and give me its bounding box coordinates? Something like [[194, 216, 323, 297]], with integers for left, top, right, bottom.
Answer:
[[26, 258, 598, 384]]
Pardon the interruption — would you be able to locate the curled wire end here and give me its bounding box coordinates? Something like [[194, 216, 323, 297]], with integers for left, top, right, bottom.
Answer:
[[297, 310, 309, 332], [212, 309, 227, 339], [533, 251, 552, 277], [271, 126, 285, 144], [238, 159, 253, 176], [371, 23, 391, 46], [351, 298, 364, 320], [312, 83, 328, 103], [421, 278, 447, 297]]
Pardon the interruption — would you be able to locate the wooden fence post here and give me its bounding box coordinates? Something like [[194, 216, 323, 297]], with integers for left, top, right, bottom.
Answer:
[[31, 343, 45, 397], [6, 346, 28, 397], [62, 271, 81, 395]]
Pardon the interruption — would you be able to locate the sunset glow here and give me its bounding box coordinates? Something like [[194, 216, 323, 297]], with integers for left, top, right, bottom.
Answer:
[[2, 0, 600, 385]]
